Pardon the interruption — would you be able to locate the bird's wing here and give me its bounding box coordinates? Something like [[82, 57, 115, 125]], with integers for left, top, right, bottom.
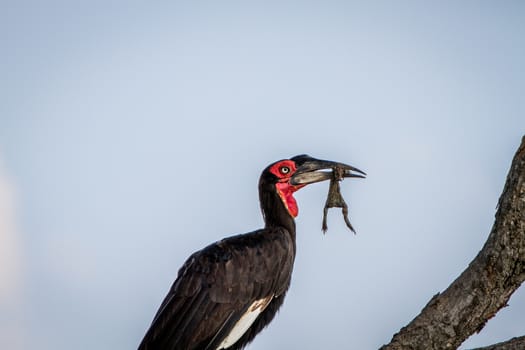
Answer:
[[138, 228, 294, 350]]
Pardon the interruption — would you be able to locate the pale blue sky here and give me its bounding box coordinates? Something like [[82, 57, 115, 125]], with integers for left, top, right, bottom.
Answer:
[[1, 1, 524, 349]]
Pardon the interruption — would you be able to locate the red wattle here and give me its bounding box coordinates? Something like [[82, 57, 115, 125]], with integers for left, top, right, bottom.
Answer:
[[275, 182, 302, 217]]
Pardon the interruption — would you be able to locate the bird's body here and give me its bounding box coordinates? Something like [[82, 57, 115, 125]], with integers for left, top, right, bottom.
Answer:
[[139, 155, 365, 350]]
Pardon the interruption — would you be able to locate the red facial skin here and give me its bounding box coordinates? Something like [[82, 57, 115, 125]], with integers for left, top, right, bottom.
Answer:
[[268, 160, 306, 218]]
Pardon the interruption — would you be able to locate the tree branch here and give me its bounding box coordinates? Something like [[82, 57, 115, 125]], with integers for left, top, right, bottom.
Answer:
[[380, 136, 525, 350], [469, 335, 525, 350]]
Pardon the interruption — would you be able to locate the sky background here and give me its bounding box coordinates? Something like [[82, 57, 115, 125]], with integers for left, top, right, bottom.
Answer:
[[1, 1, 524, 349]]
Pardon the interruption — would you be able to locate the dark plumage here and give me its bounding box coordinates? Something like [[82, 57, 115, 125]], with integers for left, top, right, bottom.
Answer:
[[138, 155, 365, 350]]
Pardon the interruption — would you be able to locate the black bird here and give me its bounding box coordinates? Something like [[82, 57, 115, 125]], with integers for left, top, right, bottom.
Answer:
[[138, 155, 365, 350]]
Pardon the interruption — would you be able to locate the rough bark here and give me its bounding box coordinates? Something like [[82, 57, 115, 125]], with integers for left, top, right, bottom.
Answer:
[[470, 335, 525, 350], [380, 136, 525, 350]]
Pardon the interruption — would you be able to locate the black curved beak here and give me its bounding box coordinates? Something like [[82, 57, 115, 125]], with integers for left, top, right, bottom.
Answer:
[[289, 155, 366, 186]]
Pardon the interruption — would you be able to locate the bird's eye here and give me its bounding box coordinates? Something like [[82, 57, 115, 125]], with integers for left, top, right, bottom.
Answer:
[[280, 166, 290, 174]]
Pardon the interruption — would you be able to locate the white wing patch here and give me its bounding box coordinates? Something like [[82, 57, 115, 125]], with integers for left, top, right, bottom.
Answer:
[[217, 295, 273, 349]]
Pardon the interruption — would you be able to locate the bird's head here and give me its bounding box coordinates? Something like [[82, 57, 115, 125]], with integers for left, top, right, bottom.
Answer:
[[259, 155, 365, 224]]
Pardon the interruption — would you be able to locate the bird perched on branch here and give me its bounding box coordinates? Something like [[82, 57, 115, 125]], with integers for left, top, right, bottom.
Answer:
[[138, 155, 365, 350]]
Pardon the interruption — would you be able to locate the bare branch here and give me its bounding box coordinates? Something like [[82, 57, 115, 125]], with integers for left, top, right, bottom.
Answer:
[[469, 335, 525, 350], [380, 136, 525, 350]]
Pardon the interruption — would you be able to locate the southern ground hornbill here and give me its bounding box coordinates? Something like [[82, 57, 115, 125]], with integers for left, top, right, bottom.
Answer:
[[138, 155, 365, 350]]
